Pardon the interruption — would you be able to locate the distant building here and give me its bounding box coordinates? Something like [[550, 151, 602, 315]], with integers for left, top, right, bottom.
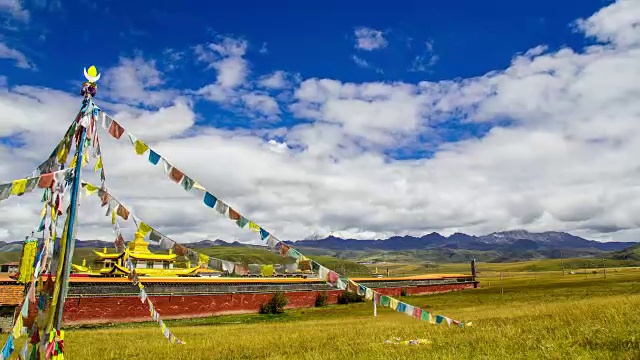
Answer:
[[0, 263, 18, 273], [71, 232, 202, 277], [0, 283, 22, 333]]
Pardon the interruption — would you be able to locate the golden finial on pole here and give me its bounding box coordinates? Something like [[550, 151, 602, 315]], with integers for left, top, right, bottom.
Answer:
[[81, 65, 100, 97]]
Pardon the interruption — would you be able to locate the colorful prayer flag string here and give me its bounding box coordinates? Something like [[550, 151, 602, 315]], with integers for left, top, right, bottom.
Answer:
[[81, 122, 185, 345], [80, 180, 265, 275], [0, 168, 74, 204], [95, 108, 472, 328]]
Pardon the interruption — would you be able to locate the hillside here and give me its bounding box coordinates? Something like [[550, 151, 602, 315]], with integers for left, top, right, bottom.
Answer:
[[609, 243, 640, 261]]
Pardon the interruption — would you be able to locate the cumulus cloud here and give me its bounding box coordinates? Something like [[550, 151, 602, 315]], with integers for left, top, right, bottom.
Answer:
[[195, 36, 249, 89], [241, 93, 280, 117], [354, 27, 388, 51], [102, 55, 178, 107], [257, 71, 290, 89], [2, 0, 640, 245]]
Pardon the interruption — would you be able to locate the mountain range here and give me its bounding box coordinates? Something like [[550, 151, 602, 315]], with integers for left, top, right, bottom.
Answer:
[[0, 230, 636, 263], [284, 230, 635, 252]]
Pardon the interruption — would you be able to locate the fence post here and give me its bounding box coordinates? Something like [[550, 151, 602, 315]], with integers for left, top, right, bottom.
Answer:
[[584, 264, 587, 280]]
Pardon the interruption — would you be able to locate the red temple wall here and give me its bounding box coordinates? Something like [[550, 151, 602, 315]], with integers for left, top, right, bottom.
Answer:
[[38, 282, 475, 325]]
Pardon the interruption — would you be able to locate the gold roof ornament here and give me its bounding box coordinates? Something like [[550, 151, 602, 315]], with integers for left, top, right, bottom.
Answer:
[[83, 66, 101, 83], [81, 65, 100, 98]]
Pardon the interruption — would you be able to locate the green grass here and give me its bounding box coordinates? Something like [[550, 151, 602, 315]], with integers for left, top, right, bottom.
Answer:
[[365, 258, 640, 276], [1, 267, 632, 359]]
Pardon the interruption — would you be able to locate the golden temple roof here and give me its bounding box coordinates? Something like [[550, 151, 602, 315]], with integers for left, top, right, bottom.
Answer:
[[93, 231, 176, 261]]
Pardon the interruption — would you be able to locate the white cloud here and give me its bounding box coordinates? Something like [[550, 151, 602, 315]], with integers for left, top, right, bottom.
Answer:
[[354, 27, 388, 51], [195, 36, 249, 89], [259, 42, 268, 54], [576, 0, 640, 47], [241, 93, 280, 117], [351, 55, 383, 74], [102, 55, 178, 107], [2, 0, 640, 246], [0, 0, 29, 22], [351, 55, 369, 68], [410, 41, 438, 72], [0, 41, 33, 69], [258, 71, 289, 89]]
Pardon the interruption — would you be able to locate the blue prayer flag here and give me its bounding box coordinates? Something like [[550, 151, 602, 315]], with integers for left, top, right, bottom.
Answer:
[[148, 150, 161, 165], [203, 192, 217, 208], [1, 334, 14, 359], [259, 228, 269, 241]]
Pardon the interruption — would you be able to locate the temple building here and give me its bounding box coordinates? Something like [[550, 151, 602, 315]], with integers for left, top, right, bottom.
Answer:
[[72, 231, 205, 277]]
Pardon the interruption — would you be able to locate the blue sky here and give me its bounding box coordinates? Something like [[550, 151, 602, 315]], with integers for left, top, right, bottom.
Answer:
[[3, 0, 640, 243], [1, 0, 608, 159], [5, 0, 605, 94]]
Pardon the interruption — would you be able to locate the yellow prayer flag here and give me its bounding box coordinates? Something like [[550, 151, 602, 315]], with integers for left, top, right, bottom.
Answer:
[[12, 314, 23, 339], [84, 183, 99, 197], [134, 140, 149, 155], [193, 182, 206, 191], [111, 210, 116, 225], [11, 179, 27, 195], [94, 156, 103, 172], [138, 222, 152, 236], [17, 241, 37, 284], [56, 145, 68, 164], [389, 298, 399, 310], [39, 203, 47, 218], [248, 221, 260, 232]]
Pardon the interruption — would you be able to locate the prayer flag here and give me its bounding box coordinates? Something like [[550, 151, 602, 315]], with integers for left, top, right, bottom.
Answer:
[[37, 173, 54, 188], [138, 222, 152, 237], [236, 216, 248, 228], [180, 175, 194, 191], [169, 167, 184, 183], [134, 140, 149, 155], [228, 208, 241, 220], [11, 179, 27, 195], [108, 121, 125, 139], [215, 200, 228, 214], [203, 192, 217, 208], [248, 221, 260, 232], [148, 150, 160, 165], [94, 156, 103, 172]]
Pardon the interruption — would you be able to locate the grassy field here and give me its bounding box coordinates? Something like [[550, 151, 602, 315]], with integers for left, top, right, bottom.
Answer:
[[7, 267, 624, 359], [366, 257, 640, 276]]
